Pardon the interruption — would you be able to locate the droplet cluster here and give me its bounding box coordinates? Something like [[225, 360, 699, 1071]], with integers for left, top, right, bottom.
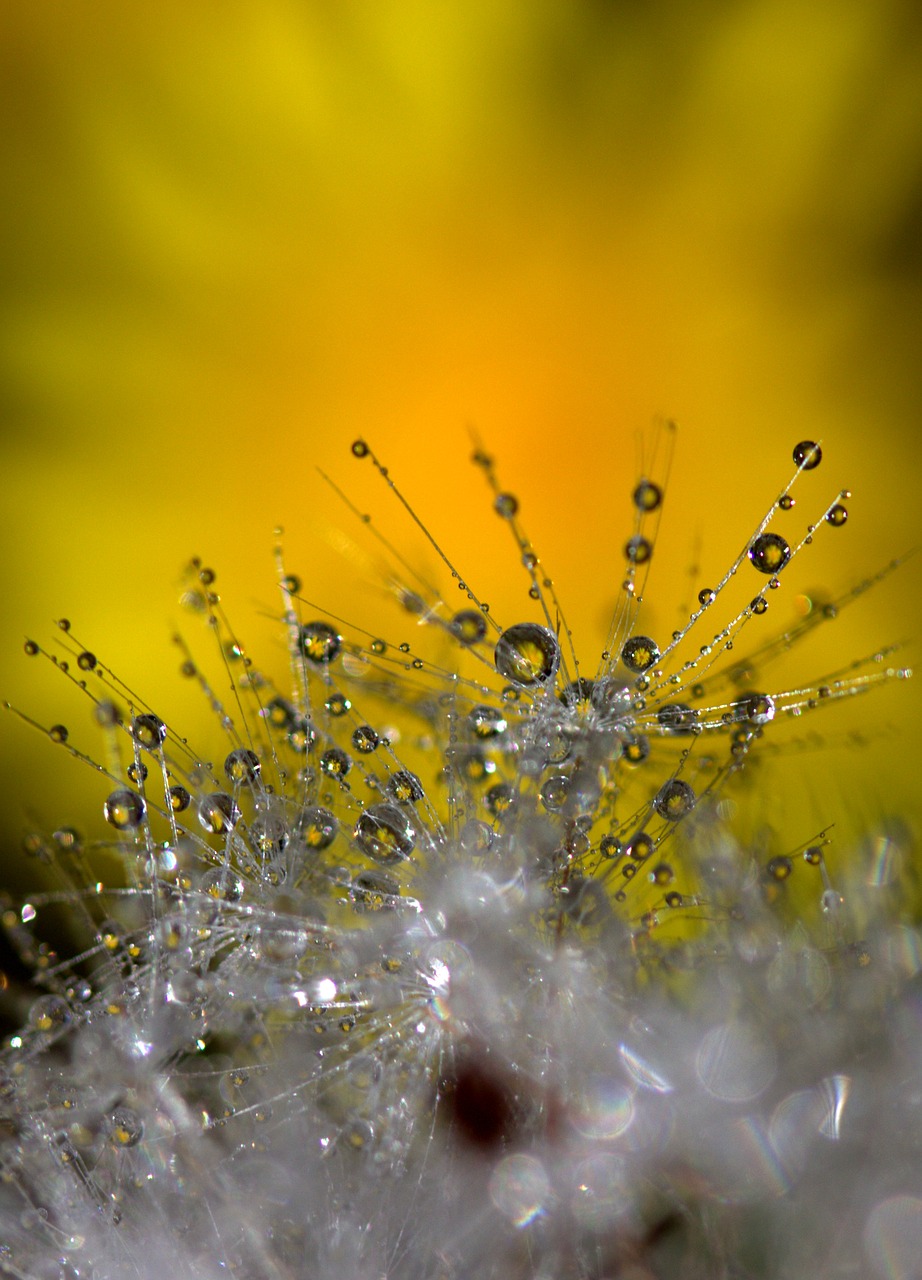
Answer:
[[0, 434, 915, 1280]]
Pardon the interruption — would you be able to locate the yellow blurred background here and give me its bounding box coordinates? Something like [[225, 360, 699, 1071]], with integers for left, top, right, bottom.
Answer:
[[2, 0, 921, 896]]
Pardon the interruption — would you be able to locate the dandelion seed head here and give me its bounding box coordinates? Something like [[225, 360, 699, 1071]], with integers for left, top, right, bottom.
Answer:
[[0, 431, 918, 1279]]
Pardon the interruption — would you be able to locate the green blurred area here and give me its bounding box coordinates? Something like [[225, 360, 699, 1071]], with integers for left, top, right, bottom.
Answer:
[[1, 0, 921, 896]]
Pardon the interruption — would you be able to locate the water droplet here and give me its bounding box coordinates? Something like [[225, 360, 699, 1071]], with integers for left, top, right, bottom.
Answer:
[[197, 793, 240, 834], [131, 713, 167, 751], [224, 748, 261, 784], [169, 784, 191, 812], [370, 638, 387, 655], [484, 782, 515, 816], [298, 621, 342, 665], [698, 588, 715, 606], [468, 704, 507, 738], [767, 855, 793, 881], [779, 494, 795, 510], [624, 536, 652, 564], [494, 623, 560, 686], [28, 994, 72, 1033], [656, 703, 697, 734], [324, 692, 351, 717], [826, 503, 848, 527], [751, 595, 768, 615], [351, 439, 369, 458], [450, 610, 487, 645], [200, 867, 244, 902], [77, 651, 97, 671], [296, 805, 338, 850], [632, 480, 662, 512], [104, 789, 146, 830], [620, 635, 659, 673], [320, 747, 351, 779], [653, 780, 696, 820], [385, 770, 424, 804], [126, 762, 147, 784], [352, 724, 380, 753], [803, 846, 823, 866], [494, 493, 518, 518], [539, 774, 570, 811], [108, 1106, 143, 1148], [749, 533, 791, 575], [24, 640, 39, 656], [282, 574, 301, 593], [793, 440, 822, 470], [622, 733, 649, 764], [733, 692, 775, 725], [351, 802, 416, 867], [49, 724, 68, 744]]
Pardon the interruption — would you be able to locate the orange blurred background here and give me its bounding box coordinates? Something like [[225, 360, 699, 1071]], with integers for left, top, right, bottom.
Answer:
[[2, 0, 921, 894]]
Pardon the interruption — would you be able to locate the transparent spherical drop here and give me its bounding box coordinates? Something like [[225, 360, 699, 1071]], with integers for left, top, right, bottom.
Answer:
[[200, 867, 245, 901], [450, 609, 487, 645], [351, 724, 379, 753], [354, 803, 415, 863], [108, 1106, 144, 1148], [297, 621, 342, 665], [494, 623, 560, 686], [320, 747, 351, 779], [104, 789, 146, 831], [632, 479, 662, 512], [826, 503, 848, 527], [539, 773, 570, 811], [748, 533, 791, 575], [733, 692, 775, 725], [624, 536, 652, 564], [197, 793, 240, 834], [653, 779, 696, 820], [131, 713, 167, 751], [493, 493, 518, 518], [468, 704, 507, 738], [296, 805, 338, 850], [385, 770, 424, 804], [620, 635, 660, 673], [224, 748, 261, 784], [792, 440, 822, 470]]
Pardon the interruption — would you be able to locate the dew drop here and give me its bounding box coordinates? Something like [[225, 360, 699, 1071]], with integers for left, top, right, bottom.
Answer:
[[767, 856, 793, 881], [653, 780, 696, 820], [494, 493, 518, 518], [197, 793, 240, 834], [298, 621, 342, 665], [620, 635, 660, 674], [748, 533, 791, 575], [169, 785, 191, 813], [779, 494, 795, 510], [352, 724, 380, 753], [468, 704, 507, 738], [826, 503, 848, 527], [296, 805, 338, 850], [632, 480, 662, 512], [793, 440, 822, 470], [451, 610, 488, 646], [354, 803, 415, 864], [320, 747, 351, 779], [108, 1107, 144, 1148], [224, 748, 261, 785], [494, 623, 560, 687], [351, 440, 369, 458], [131, 714, 167, 751], [624, 536, 652, 564], [49, 724, 68, 744], [104, 789, 146, 830], [77, 651, 97, 671], [24, 640, 39, 656], [698, 588, 715, 607]]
